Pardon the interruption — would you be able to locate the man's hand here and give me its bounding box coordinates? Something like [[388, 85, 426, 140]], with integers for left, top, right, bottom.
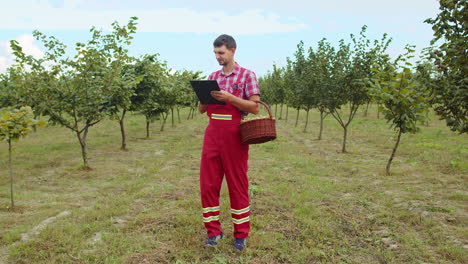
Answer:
[[211, 90, 234, 103], [198, 103, 208, 114], [211, 91, 260, 114]]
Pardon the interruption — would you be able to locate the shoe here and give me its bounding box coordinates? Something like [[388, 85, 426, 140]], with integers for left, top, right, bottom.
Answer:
[[205, 233, 223, 247], [233, 238, 247, 251]]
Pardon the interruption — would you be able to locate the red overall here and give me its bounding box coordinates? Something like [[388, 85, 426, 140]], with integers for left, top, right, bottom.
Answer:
[[200, 94, 250, 239]]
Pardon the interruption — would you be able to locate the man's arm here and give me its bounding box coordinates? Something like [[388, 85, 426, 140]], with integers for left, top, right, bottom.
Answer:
[[198, 103, 208, 114], [210, 91, 260, 114]]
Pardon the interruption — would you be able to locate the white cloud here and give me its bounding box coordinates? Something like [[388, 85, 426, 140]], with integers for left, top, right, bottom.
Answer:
[[0, 42, 11, 73], [0, 34, 44, 73], [0, 1, 307, 34], [14, 35, 44, 59]]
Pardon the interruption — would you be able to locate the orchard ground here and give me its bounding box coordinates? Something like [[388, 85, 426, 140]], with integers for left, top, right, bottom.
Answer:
[[0, 105, 466, 264]]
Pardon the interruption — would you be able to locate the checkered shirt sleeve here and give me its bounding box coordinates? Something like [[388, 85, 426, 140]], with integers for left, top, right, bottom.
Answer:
[[243, 70, 260, 99]]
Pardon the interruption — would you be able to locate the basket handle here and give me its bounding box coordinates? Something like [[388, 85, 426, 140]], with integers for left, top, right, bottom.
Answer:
[[253, 100, 274, 119]]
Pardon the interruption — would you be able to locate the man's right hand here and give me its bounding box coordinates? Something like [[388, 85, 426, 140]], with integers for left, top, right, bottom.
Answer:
[[198, 103, 208, 114]]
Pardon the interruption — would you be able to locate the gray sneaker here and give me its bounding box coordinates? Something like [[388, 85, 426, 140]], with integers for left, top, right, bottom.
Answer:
[[205, 233, 223, 247], [234, 238, 247, 251]]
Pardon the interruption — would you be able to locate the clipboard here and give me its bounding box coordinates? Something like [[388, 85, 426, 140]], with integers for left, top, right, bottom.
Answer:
[[190, 80, 226, 105]]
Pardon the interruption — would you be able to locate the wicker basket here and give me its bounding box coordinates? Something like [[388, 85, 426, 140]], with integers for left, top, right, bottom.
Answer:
[[240, 101, 277, 144]]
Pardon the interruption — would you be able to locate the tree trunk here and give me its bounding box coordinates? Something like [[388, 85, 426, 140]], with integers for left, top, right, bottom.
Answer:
[[171, 108, 175, 127], [161, 112, 168, 131], [77, 128, 90, 169], [146, 119, 150, 139], [342, 126, 348, 153], [119, 109, 127, 150], [386, 129, 402, 176], [377, 104, 380, 119], [425, 111, 429, 127], [364, 101, 370, 117], [280, 104, 283, 120], [304, 108, 310, 132], [187, 108, 193, 120], [274, 104, 278, 118], [318, 110, 325, 140], [295, 107, 300, 127], [33, 114, 38, 132], [8, 138, 14, 209], [177, 108, 181, 123], [285, 105, 289, 121]]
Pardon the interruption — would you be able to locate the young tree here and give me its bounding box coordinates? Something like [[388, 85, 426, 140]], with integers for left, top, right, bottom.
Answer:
[[307, 39, 335, 139], [424, 0, 467, 133], [0, 106, 44, 208], [4, 49, 55, 131], [292, 41, 316, 132], [158, 93, 174, 131], [11, 17, 139, 169], [325, 39, 353, 152], [130, 54, 169, 138], [415, 50, 440, 126], [282, 58, 302, 126], [166, 72, 182, 127], [98, 18, 141, 151], [106, 62, 142, 151], [258, 73, 276, 106], [369, 47, 431, 175], [0, 69, 22, 108], [271, 64, 287, 119], [161, 75, 178, 130], [326, 26, 391, 152], [176, 70, 204, 120], [167, 70, 203, 125]]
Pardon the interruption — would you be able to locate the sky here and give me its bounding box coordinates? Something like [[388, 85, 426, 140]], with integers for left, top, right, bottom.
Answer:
[[0, 0, 441, 77]]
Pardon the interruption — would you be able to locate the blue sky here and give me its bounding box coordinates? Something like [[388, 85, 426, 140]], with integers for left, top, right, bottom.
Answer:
[[0, 0, 440, 77]]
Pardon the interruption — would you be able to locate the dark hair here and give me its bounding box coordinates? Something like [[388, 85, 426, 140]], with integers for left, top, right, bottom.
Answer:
[[213, 34, 236, 49]]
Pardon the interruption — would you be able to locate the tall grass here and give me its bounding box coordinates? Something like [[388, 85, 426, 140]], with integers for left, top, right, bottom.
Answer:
[[0, 106, 466, 263]]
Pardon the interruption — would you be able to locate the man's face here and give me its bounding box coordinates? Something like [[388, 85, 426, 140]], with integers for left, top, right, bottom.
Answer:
[[214, 45, 235, 66]]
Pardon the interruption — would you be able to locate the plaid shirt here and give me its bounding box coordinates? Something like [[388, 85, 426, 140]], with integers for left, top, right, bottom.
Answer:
[[208, 62, 260, 100]]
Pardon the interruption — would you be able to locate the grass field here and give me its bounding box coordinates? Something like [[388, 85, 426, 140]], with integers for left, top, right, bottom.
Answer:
[[0, 106, 467, 263]]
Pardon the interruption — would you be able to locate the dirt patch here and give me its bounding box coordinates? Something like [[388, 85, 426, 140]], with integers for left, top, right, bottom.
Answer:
[[125, 252, 171, 264], [112, 217, 129, 229], [21, 210, 71, 242], [0, 205, 27, 213], [0, 247, 7, 264], [263, 212, 307, 241], [127, 216, 177, 235], [160, 188, 192, 201], [124, 242, 172, 264], [154, 150, 165, 156], [0, 210, 71, 264], [87, 231, 104, 246], [381, 237, 398, 250]]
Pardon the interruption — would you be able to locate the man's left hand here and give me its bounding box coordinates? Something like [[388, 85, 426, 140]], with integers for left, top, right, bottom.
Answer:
[[211, 90, 233, 103]]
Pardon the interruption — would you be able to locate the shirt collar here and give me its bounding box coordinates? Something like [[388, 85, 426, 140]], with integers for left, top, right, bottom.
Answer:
[[220, 62, 240, 77]]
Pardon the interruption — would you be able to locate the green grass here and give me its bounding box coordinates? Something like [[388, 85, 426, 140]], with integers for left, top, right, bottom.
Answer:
[[0, 106, 467, 263]]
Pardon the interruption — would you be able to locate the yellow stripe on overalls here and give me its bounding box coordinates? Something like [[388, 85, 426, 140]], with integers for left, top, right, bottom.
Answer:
[[232, 216, 250, 224], [231, 206, 250, 215], [203, 215, 220, 223], [211, 114, 232, 120], [202, 206, 220, 213]]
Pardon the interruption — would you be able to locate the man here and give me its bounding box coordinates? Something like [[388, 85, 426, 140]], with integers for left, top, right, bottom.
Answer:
[[198, 34, 260, 251]]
